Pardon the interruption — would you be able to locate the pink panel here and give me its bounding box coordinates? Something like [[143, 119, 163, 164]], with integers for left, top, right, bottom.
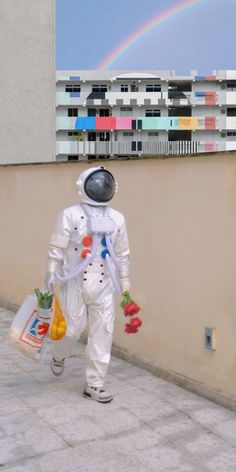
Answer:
[[205, 116, 216, 130], [205, 91, 216, 105], [116, 117, 133, 130], [205, 142, 216, 152], [96, 117, 116, 130], [205, 76, 217, 81]]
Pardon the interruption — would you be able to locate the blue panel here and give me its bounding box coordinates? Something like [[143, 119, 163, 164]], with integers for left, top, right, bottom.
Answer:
[[195, 91, 205, 97], [75, 117, 96, 130], [70, 76, 80, 80], [70, 92, 81, 97], [75, 117, 84, 130], [195, 76, 205, 81]]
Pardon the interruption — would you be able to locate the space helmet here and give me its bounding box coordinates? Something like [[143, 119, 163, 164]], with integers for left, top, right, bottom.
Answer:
[[76, 166, 117, 206]]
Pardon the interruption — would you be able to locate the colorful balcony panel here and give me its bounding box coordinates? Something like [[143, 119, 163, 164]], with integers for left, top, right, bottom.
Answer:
[[205, 142, 216, 152], [179, 117, 200, 130], [96, 117, 116, 130], [195, 76, 216, 81], [195, 91, 216, 105], [116, 117, 133, 130], [73, 116, 209, 131], [75, 117, 96, 130], [69, 76, 80, 80], [205, 116, 216, 130]]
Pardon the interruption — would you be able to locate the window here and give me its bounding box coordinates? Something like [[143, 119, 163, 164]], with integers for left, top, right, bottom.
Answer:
[[99, 132, 110, 141], [68, 131, 80, 137], [131, 84, 139, 92], [68, 155, 79, 161], [121, 84, 128, 92], [120, 107, 133, 117], [227, 108, 236, 116], [131, 141, 142, 151], [120, 107, 133, 112], [227, 83, 236, 91], [227, 131, 236, 136], [65, 85, 81, 93], [68, 108, 78, 117], [145, 109, 160, 117], [92, 84, 107, 92], [146, 84, 161, 92], [88, 132, 96, 142], [99, 109, 110, 117], [123, 132, 134, 136], [88, 108, 96, 117], [148, 132, 159, 136]]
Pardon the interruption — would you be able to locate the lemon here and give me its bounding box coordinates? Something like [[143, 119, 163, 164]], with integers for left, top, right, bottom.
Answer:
[[57, 327, 66, 339], [50, 326, 58, 340]]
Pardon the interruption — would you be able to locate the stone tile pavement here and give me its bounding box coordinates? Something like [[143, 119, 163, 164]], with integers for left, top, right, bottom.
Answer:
[[1, 306, 236, 472]]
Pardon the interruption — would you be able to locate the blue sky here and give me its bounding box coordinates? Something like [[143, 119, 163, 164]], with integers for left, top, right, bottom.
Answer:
[[56, 0, 236, 73]]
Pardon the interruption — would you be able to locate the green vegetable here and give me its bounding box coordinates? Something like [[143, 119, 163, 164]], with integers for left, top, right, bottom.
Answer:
[[35, 288, 54, 309]]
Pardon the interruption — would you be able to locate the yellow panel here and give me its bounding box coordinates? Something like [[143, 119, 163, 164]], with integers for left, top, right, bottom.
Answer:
[[179, 117, 199, 130]]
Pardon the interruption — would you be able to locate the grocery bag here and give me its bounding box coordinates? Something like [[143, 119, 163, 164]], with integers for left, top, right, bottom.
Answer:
[[8, 294, 52, 362]]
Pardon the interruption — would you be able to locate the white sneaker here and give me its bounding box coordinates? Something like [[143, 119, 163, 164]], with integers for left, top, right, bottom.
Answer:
[[50, 357, 65, 376], [83, 384, 113, 403]]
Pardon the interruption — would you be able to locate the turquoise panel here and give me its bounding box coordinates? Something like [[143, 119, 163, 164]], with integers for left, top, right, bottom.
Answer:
[[169, 118, 179, 129], [139, 118, 159, 130], [137, 117, 180, 130], [57, 117, 71, 129], [75, 117, 96, 130]]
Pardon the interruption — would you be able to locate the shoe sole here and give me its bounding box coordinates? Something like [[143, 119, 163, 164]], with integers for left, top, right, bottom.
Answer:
[[83, 392, 113, 403], [50, 362, 65, 377]]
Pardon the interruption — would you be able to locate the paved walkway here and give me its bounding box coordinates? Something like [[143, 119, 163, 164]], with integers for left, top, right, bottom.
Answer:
[[1, 306, 236, 472]]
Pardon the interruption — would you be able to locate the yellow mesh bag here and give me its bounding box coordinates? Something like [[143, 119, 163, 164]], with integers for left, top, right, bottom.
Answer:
[[50, 296, 67, 341]]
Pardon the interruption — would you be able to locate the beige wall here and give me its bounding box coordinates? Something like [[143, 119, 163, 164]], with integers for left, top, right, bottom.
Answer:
[[0, 0, 55, 164], [1, 155, 236, 400]]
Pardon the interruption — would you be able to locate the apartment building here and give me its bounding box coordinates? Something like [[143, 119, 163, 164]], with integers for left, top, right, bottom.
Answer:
[[56, 70, 236, 160]]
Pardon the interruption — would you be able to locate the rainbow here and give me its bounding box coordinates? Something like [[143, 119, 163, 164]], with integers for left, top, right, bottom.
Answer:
[[98, 0, 207, 69]]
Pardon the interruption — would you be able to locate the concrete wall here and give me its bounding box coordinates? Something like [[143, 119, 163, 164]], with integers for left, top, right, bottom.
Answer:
[[0, 0, 55, 164], [0, 154, 236, 403]]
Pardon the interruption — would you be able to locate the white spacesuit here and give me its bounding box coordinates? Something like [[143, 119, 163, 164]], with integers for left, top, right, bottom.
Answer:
[[45, 166, 130, 402]]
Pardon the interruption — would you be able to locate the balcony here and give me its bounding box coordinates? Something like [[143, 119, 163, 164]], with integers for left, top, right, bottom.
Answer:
[[56, 116, 224, 132], [56, 140, 233, 157]]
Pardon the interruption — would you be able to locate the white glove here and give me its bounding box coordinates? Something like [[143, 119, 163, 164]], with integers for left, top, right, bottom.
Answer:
[[120, 277, 130, 293], [44, 272, 55, 292]]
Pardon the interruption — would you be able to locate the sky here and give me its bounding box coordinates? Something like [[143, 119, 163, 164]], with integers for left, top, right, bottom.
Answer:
[[56, 0, 236, 73]]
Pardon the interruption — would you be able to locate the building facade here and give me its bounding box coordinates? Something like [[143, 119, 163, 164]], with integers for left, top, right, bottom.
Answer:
[[56, 70, 236, 161]]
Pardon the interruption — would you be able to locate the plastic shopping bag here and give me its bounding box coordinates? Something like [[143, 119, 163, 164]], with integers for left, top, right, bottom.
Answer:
[[8, 294, 52, 362]]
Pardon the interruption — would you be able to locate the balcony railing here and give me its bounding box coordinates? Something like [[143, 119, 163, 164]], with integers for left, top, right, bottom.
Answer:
[[56, 116, 224, 131], [56, 140, 233, 157], [56, 91, 236, 107]]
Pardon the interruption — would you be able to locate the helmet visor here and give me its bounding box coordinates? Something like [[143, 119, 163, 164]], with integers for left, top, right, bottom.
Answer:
[[84, 169, 115, 203]]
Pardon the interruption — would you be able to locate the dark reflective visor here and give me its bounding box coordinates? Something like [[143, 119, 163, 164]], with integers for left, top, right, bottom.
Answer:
[[84, 169, 115, 203]]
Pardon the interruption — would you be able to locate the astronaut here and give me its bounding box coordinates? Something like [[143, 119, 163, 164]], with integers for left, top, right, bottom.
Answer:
[[45, 166, 130, 403]]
